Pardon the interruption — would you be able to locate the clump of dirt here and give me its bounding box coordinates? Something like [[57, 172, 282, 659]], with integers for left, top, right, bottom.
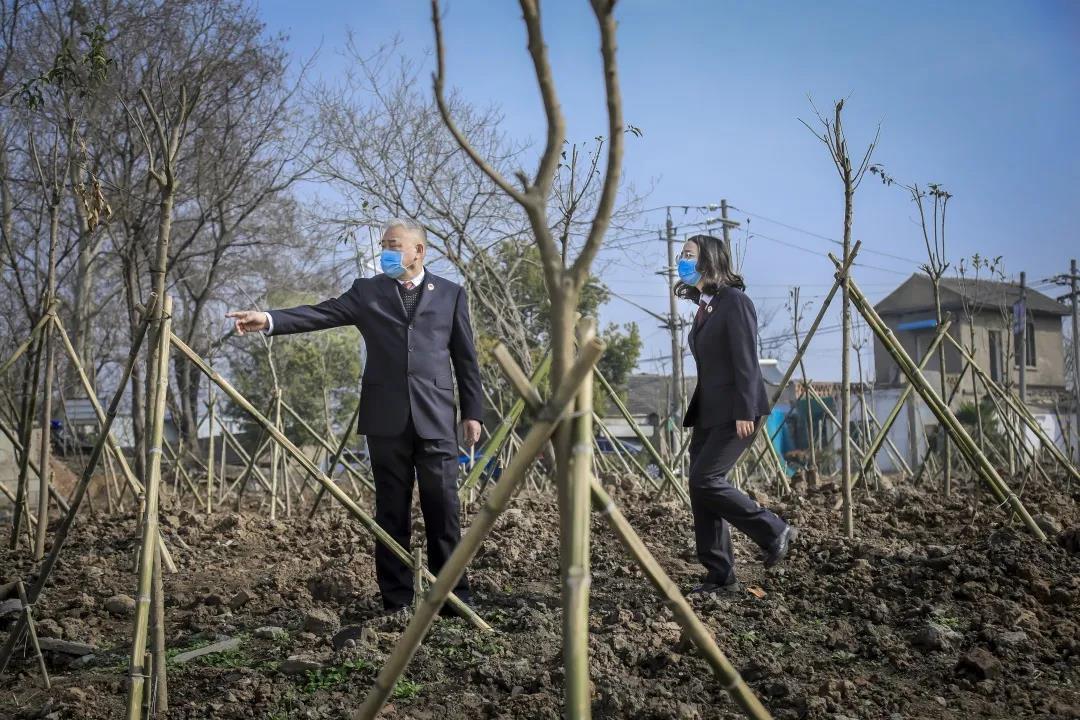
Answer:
[[1, 468, 1077, 719]]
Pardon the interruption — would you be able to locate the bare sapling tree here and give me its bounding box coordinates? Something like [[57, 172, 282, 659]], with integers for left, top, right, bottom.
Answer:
[[869, 165, 953, 494], [431, 0, 624, 715], [801, 98, 879, 538]]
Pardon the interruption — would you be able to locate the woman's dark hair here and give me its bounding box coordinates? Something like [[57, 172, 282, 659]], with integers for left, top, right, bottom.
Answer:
[[674, 234, 745, 302]]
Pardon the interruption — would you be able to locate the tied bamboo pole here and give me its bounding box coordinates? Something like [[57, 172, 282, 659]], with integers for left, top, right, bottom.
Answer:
[[163, 330, 488, 631], [126, 295, 173, 719], [207, 385, 215, 514], [354, 338, 606, 720], [307, 400, 364, 517], [279, 399, 374, 496], [34, 303, 57, 560], [595, 368, 691, 507], [564, 319, 595, 718], [485, 344, 773, 720], [0, 296, 158, 674], [588, 482, 772, 720], [459, 352, 553, 498], [732, 243, 863, 476], [51, 315, 178, 574], [0, 310, 52, 378], [8, 324, 43, 550], [944, 332, 1080, 487], [14, 581, 49, 689], [832, 258, 1046, 540], [269, 389, 282, 520]]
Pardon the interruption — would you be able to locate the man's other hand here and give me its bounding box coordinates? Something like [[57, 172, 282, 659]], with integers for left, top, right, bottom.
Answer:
[[226, 310, 269, 335], [736, 419, 755, 439], [461, 419, 482, 448]]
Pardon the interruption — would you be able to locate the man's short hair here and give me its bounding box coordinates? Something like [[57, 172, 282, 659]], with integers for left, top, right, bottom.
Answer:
[[382, 217, 427, 245]]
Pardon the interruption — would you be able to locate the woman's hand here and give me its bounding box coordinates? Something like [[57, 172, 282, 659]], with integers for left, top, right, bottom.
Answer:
[[736, 419, 755, 439]]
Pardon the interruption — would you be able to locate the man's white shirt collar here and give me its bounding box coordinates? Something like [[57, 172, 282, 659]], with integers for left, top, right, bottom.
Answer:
[[398, 268, 425, 287]]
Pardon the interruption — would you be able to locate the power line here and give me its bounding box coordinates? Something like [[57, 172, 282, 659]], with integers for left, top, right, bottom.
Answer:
[[745, 230, 910, 276], [727, 203, 925, 265]]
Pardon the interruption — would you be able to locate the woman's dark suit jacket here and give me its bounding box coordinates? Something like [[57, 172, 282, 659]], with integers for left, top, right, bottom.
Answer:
[[682, 285, 771, 429]]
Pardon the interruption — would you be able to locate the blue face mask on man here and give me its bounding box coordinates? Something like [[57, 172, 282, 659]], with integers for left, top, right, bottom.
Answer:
[[380, 249, 411, 279], [677, 258, 701, 286]]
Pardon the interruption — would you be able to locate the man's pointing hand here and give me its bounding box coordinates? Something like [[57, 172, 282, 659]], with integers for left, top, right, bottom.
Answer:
[[225, 310, 269, 335]]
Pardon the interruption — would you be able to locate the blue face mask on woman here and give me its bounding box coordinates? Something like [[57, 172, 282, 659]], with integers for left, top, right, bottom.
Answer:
[[677, 258, 701, 286], [380, 249, 410, 279]]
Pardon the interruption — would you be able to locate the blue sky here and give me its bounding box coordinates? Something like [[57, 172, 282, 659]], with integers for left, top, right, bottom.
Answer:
[[257, 0, 1079, 380]]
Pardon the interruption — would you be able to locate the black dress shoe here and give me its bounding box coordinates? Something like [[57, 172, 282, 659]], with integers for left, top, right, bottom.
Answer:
[[764, 526, 798, 568], [688, 580, 741, 596], [438, 595, 475, 618]]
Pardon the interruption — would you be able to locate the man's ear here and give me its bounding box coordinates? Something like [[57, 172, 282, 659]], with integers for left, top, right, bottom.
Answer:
[[416, 243, 426, 260]]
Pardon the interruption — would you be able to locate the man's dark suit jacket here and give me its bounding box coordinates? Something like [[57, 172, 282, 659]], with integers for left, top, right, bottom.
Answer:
[[683, 285, 771, 428], [268, 272, 484, 441]]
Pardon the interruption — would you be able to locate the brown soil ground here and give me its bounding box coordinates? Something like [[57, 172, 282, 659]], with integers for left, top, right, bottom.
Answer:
[[1, 467, 1078, 720]]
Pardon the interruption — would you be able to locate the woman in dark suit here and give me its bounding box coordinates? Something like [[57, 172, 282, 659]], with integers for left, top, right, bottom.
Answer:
[[676, 234, 797, 596]]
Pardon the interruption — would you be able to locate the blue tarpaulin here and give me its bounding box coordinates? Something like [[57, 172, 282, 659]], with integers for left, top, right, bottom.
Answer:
[[766, 404, 795, 475]]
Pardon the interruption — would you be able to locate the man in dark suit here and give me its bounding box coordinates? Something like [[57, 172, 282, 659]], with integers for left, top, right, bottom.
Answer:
[[227, 219, 483, 611]]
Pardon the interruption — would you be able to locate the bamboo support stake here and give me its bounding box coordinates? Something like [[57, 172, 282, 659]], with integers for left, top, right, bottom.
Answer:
[[150, 543, 167, 712], [232, 405, 277, 511], [463, 343, 772, 720], [589, 481, 772, 719], [166, 331, 488, 631], [733, 243, 863, 476], [161, 442, 207, 509], [126, 295, 173, 719], [218, 425, 286, 512], [0, 417, 71, 515], [34, 305, 57, 560], [52, 315, 177, 573], [0, 314, 52, 379], [863, 406, 914, 478], [851, 319, 954, 490], [0, 295, 158, 676], [459, 353, 552, 498], [8, 331, 41, 550], [592, 412, 637, 479], [460, 349, 552, 500], [269, 390, 282, 520], [563, 319, 595, 719], [833, 260, 1046, 540], [207, 385, 215, 514], [306, 400, 365, 516], [944, 332, 1080, 486], [355, 338, 606, 720], [595, 368, 691, 507], [14, 581, 49, 689], [279, 399, 374, 495]]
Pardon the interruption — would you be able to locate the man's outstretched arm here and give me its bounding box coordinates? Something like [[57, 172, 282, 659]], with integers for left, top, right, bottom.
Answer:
[[227, 280, 362, 337]]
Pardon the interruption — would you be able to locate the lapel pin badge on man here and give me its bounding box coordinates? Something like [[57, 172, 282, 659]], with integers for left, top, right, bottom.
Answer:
[[427, 283, 434, 291]]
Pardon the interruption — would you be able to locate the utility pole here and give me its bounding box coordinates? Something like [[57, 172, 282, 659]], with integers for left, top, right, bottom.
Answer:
[[1018, 271, 1027, 404], [1071, 259, 1079, 462], [664, 211, 686, 436], [1052, 259, 1080, 461], [720, 199, 731, 246]]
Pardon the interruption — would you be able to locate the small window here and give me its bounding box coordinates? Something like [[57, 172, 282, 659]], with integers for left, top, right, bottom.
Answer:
[[1013, 321, 1036, 369]]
